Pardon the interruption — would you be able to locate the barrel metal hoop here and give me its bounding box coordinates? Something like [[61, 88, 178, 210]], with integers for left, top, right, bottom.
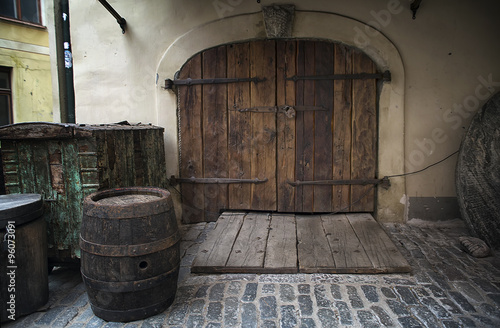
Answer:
[[79, 231, 181, 257], [89, 296, 175, 322], [81, 265, 179, 293]]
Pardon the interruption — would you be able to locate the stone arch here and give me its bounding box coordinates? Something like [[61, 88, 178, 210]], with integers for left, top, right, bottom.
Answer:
[[156, 11, 405, 222]]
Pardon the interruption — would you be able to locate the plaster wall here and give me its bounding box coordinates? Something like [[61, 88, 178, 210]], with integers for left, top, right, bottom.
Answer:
[[0, 21, 53, 123], [68, 0, 500, 222]]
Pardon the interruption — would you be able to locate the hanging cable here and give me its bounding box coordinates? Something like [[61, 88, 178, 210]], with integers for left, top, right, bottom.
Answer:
[[168, 150, 460, 217], [386, 150, 459, 179]]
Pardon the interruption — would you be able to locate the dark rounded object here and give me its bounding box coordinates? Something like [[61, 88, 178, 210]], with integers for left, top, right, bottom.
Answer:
[[456, 91, 500, 248], [1, 194, 48, 322], [80, 187, 180, 322]]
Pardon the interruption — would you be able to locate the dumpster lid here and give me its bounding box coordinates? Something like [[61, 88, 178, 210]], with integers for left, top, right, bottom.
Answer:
[[0, 194, 43, 229], [0, 122, 164, 140]]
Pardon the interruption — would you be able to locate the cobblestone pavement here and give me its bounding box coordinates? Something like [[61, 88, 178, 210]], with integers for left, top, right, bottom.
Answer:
[[4, 219, 500, 327]]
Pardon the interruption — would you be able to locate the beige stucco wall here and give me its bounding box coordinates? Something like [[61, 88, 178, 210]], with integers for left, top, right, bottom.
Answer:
[[0, 21, 53, 123], [69, 0, 500, 222]]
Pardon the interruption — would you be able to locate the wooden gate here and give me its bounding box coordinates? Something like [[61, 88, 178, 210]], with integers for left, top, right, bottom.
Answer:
[[176, 40, 379, 223]]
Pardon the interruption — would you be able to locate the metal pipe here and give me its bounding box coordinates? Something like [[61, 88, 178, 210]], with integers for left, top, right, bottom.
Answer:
[[97, 0, 126, 34], [61, 0, 75, 123]]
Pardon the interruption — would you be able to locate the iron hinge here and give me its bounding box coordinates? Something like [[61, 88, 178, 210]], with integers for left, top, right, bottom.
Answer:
[[287, 177, 391, 189], [169, 176, 268, 186], [165, 77, 266, 90], [286, 70, 391, 82]]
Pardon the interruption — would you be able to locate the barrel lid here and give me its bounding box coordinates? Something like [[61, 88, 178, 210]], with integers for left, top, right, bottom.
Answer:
[[84, 187, 172, 219], [0, 194, 43, 229]]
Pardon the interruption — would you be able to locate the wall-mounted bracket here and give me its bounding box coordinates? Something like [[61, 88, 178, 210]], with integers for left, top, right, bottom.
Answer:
[[98, 0, 127, 34], [411, 0, 422, 20]]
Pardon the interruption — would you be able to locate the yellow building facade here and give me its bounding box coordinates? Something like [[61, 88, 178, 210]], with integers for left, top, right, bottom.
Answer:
[[0, 18, 53, 124]]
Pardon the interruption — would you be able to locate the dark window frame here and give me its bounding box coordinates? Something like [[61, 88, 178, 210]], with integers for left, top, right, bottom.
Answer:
[[0, 67, 13, 127], [0, 0, 43, 27]]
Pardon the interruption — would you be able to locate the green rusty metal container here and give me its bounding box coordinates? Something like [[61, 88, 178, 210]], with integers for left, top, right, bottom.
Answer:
[[0, 122, 167, 263]]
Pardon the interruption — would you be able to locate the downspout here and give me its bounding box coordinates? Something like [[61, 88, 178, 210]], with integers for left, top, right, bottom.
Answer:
[[53, 0, 76, 123]]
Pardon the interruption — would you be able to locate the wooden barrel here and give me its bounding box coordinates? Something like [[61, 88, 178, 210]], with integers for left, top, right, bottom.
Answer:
[[80, 187, 180, 322], [1, 194, 48, 322], [456, 91, 500, 248]]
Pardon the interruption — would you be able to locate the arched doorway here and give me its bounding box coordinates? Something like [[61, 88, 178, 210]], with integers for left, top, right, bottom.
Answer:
[[175, 40, 382, 223]]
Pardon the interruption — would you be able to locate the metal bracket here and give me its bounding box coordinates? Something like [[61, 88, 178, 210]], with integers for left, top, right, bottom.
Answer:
[[169, 176, 268, 186], [98, 0, 127, 34], [165, 77, 266, 90], [411, 0, 422, 20], [286, 70, 391, 82]]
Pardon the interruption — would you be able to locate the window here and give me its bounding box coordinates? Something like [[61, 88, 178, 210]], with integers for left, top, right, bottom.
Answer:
[[0, 67, 13, 126], [0, 0, 41, 25]]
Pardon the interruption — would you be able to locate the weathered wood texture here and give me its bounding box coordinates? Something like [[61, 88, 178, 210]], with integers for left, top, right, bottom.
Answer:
[[277, 41, 296, 212], [177, 40, 379, 222], [228, 43, 252, 211], [0, 194, 47, 321], [192, 212, 245, 268], [80, 187, 179, 322], [178, 53, 205, 223], [203, 46, 228, 222], [250, 40, 277, 211], [0, 123, 167, 261], [264, 213, 297, 272], [333, 44, 353, 211], [456, 91, 500, 248], [192, 212, 410, 274], [351, 51, 377, 212], [296, 214, 336, 272]]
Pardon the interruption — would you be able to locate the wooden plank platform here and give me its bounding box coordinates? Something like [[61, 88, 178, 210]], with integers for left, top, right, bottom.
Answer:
[[192, 212, 411, 274]]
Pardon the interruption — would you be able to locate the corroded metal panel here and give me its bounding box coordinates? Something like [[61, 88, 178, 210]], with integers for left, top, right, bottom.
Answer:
[[0, 123, 168, 261]]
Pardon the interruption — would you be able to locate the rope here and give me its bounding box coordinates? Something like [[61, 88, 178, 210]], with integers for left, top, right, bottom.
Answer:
[[386, 150, 459, 179]]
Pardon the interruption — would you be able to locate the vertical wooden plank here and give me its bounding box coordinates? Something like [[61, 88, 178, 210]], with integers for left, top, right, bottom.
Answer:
[[1, 141, 21, 194], [332, 44, 353, 212], [322, 214, 372, 270], [250, 40, 276, 211], [264, 214, 297, 273], [203, 46, 228, 221], [179, 53, 205, 223], [295, 41, 315, 212], [295, 41, 305, 212], [31, 141, 51, 200], [142, 129, 156, 187], [228, 43, 252, 210], [96, 130, 110, 190], [226, 212, 270, 268], [113, 129, 128, 187], [132, 129, 144, 186], [351, 51, 377, 212], [47, 141, 63, 253], [296, 215, 335, 272], [313, 42, 334, 212], [154, 128, 168, 189], [347, 213, 411, 272], [277, 41, 296, 212], [124, 129, 135, 187], [192, 212, 245, 271], [62, 140, 84, 257], [17, 142, 35, 193], [105, 130, 118, 187], [78, 137, 99, 196]]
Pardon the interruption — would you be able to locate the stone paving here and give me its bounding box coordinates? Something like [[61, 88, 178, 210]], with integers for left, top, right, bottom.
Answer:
[[4, 219, 500, 328]]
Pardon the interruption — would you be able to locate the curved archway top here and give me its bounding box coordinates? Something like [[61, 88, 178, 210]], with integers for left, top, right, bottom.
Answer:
[[157, 11, 404, 90]]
